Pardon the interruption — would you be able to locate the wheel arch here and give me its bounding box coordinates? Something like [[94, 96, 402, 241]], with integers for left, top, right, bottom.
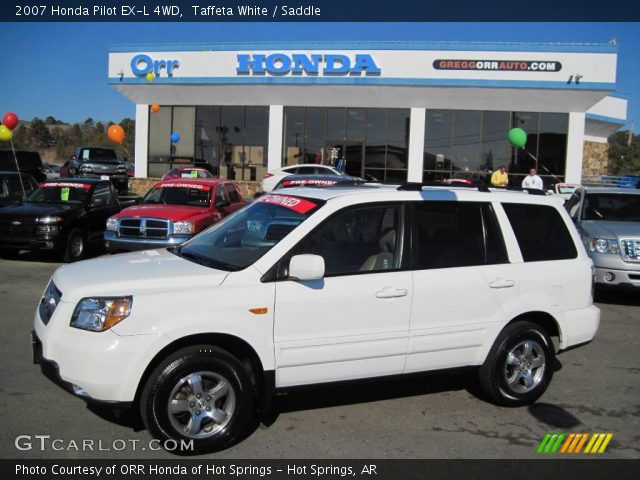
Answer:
[[134, 333, 272, 412], [505, 311, 561, 351]]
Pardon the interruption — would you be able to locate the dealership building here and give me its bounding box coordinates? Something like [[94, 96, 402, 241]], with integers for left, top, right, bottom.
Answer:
[[108, 41, 627, 187]]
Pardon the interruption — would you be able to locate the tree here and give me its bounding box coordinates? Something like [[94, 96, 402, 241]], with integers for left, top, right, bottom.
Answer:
[[30, 118, 54, 148], [608, 130, 640, 174]]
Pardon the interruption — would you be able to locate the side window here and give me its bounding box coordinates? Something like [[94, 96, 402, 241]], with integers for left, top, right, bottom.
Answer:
[[413, 202, 503, 269], [565, 192, 581, 219], [214, 185, 228, 205], [91, 183, 113, 206], [297, 166, 316, 175], [503, 203, 577, 262], [288, 203, 402, 276], [224, 183, 241, 203]]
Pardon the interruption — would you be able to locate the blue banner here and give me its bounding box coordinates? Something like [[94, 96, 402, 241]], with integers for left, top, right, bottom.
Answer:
[[2, 0, 640, 22]]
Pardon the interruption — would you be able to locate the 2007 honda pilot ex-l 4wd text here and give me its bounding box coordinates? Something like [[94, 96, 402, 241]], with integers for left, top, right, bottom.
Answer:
[[33, 184, 600, 453]]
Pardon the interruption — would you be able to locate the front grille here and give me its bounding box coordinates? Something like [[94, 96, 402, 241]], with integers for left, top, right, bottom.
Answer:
[[620, 238, 640, 263], [39, 280, 62, 325], [0, 219, 37, 235], [118, 218, 170, 239]]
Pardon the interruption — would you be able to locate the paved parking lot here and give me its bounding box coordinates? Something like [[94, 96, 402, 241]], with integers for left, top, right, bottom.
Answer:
[[1, 254, 639, 459]]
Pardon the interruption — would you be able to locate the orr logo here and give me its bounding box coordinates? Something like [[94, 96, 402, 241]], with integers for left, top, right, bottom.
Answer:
[[236, 53, 381, 76]]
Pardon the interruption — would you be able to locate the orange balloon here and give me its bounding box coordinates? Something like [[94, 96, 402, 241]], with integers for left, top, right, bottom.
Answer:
[[107, 124, 125, 144], [151, 103, 160, 113]]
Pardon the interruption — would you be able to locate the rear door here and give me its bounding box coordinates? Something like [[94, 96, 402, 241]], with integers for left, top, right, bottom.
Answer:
[[407, 201, 517, 373]]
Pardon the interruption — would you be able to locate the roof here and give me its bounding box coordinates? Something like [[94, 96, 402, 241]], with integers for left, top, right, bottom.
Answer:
[[156, 178, 227, 187], [269, 184, 563, 206], [580, 187, 640, 195]]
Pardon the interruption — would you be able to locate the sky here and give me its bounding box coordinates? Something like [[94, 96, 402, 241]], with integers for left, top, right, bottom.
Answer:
[[1, 22, 638, 132]]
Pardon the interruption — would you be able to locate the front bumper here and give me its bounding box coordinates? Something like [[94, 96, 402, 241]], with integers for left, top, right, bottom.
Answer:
[[0, 232, 65, 252], [595, 267, 640, 288], [34, 301, 171, 402], [104, 230, 192, 252]]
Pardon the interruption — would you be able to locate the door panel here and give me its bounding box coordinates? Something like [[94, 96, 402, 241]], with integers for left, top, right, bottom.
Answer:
[[274, 271, 412, 387]]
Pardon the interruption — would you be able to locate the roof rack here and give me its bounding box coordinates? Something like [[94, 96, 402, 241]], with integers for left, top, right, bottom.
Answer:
[[503, 186, 546, 196], [397, 182, 490, 192]]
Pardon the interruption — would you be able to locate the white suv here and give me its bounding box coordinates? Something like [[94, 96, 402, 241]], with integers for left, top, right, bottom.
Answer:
[[33, 184, 600, 453], [260, 164, 342, 192]]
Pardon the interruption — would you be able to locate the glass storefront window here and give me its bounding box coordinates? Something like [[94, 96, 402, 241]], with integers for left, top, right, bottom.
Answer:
[[424, 110, 567, 186], [150, 106, 268, 181], [283, 107, 409, 183]]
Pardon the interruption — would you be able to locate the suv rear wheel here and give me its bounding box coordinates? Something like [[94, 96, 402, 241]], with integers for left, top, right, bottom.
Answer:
[[140, 346, 255, 454], [479, 321, 555, 407]]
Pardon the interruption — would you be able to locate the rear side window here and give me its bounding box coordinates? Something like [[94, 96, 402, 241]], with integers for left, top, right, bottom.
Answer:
[[224, 183, 241, 203], [413, 202, 507, 269], [503, 203, 577, 262]]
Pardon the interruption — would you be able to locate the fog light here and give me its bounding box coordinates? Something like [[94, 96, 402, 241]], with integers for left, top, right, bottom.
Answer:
[[45, 241, 54, 248], [603, 272, 615, 282]]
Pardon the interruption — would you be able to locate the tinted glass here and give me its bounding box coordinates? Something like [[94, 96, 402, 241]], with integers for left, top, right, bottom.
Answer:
[[503, 203, 577, 261], [143, 185, 211, 207], [290, 204, 402, 275], [28, 183, 92, 204], [582, 193, 640, 222], [413, 202, 493, 269], [224, 183, 241, 203]]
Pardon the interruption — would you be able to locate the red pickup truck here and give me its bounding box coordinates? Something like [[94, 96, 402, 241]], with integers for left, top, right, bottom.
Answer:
[[104, 178, 245, 252]]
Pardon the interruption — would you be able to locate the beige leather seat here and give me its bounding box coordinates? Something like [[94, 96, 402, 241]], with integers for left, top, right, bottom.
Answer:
[[360, 229, 396, 271]]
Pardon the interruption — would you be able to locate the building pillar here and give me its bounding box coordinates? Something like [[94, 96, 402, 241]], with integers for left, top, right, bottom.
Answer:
[[268, 105, 284, 173], [565, 112, 586, 184], [407, 108, 426, 183], [134, 104, 149, 178]]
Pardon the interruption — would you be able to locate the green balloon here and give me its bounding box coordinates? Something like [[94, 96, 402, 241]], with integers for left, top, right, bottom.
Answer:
[[507, 128, 527, 148]]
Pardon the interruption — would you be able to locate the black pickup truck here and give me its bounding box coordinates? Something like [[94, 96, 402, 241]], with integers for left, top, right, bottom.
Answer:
[[0, 178, 127, 261], [61, 146, 129, 192]]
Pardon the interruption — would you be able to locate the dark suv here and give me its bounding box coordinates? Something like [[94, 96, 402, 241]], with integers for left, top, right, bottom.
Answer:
[[61, 147, 128, 192], [0, 149, 46, 183]]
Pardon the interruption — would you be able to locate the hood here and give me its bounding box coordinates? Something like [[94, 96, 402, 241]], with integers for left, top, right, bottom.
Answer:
[[114, 204, 209, 221], [0, 202, 81, 218], [53, 248, 229, 302], [581, 220, 640, 239]]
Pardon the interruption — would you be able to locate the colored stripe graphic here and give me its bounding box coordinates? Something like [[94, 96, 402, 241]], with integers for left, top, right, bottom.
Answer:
[[538, 433, 613, 454]]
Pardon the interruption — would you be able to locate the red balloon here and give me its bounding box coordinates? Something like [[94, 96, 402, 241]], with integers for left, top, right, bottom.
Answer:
[[2, 112, 19, 130], [107, 124, 125, 144]]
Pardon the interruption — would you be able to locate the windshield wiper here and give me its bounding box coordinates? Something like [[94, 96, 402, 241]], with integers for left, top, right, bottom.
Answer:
[[176, 249, 240, 271]]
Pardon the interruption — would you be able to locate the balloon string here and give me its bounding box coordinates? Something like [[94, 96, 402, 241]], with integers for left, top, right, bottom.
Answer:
[[9, 138, 27, 201]]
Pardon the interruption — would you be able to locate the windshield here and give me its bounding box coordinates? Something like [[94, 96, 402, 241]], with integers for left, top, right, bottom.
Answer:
[[143, 184, 212, 207], [583, 193, 640, 222], [79, 148, 119, 163], [27, 182, 92, 204], [173, 194, 323, 271]]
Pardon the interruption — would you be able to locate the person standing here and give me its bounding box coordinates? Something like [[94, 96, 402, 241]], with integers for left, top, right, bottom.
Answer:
[[491, 164, 509, 187], [522, 167, 544, 190]]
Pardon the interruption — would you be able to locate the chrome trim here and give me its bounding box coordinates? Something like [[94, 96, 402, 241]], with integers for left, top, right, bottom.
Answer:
[[620, 238, 640, 263]]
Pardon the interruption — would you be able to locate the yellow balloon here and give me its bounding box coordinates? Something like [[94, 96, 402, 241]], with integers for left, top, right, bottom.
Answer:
[[146, 72, 155, 82], [0, 125, 13, 141]]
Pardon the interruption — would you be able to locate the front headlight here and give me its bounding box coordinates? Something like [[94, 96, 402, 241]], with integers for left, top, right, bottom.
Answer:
[[174, 221, 195, 234], [70, 296, 132, 332], [106, 217, 119, 231], [36, 216, 63, 224], [590, 238, 620, 255]]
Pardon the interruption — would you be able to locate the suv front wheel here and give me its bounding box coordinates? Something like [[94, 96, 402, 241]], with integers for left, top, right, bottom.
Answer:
[[140, 345, 256, 454], [479, 321, 555, 407]]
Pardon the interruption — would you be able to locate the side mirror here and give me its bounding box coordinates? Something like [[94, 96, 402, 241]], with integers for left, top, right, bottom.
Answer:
[[91, 198, 106, 208], [70, 155, 77, 161], [289, 254, 325, 281]]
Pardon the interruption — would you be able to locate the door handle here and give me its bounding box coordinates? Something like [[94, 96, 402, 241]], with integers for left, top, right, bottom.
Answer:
[[376, 287, 408, 299], [489, 279, 516, 289]]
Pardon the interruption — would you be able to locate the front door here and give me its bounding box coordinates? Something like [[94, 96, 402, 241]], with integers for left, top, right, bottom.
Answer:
[[273, 203, 412, 387]]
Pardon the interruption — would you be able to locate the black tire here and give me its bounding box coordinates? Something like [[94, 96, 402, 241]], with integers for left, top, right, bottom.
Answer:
[[478, 321, 555, 407], [140, 345, 256, 454], [63, 228, 85, 262]]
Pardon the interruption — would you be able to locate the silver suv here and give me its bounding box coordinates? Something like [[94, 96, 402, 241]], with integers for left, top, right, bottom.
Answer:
[[565, 187, 640, 289]]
